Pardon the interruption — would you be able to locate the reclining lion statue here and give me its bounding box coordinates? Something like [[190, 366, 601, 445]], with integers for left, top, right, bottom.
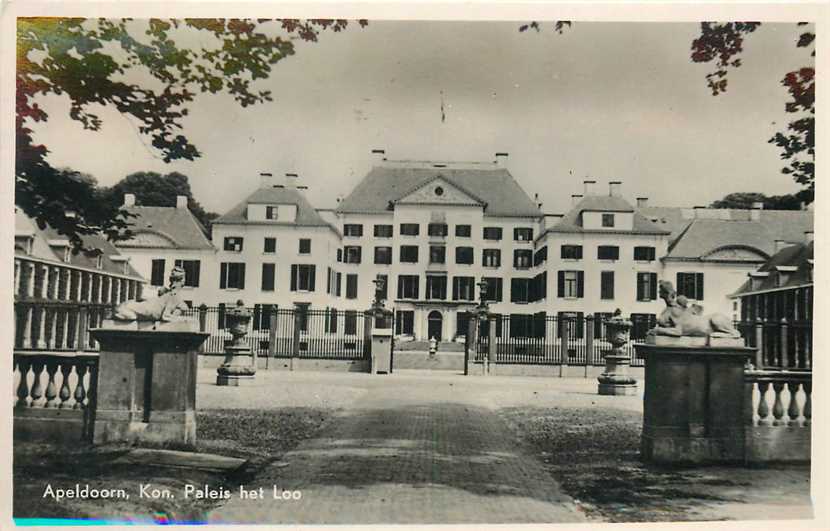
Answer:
[[113, 266, 190, 322], [650, 280, 740, 338]]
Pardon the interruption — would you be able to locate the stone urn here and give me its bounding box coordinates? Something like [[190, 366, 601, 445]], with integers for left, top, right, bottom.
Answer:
[[216, 300, 256, 386], [597, 310, 638, 396]]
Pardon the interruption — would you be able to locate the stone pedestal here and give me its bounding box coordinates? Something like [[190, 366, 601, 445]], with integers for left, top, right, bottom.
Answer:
[[216, 346, 256, 386], [90, 322, 208, 445], [371, 328, 393, 374], [597, 354, 638, 395], [637, 337, 755, 464]]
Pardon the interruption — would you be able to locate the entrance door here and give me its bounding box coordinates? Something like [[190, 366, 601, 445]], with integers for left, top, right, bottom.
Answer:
[[427, 310, 443, 341]]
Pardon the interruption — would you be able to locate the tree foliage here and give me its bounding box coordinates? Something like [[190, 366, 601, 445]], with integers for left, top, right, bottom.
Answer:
[[99, 171, 219, 233], [709, 191, 808, 210], [691, 22, 815, 203], [16, 17, 365, 249]]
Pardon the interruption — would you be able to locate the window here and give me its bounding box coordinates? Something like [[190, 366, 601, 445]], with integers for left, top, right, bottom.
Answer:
[[336, 248, 342, 262], [636, 272, 658, 301], [429, 246, 446, 264], [455, 225, 471, 237], [677, 272, 705, 300], [220, 262, 246, 289], [481, 277, 503, 302], [344, 224, 363, 237], [395, 310, 415, 335], [426, 276, 447, 300], [327, 267, 333, 294], [557, 311, 585, 339], [295, 303, 310, 333], [400, 245, 419, 263], [253, 304, 275, 331], [428, 223, 448, 237], [482, 249, 501, 268], [336, 272, 342, 296], [264, 237, 276, 254], [530, 272, 547, 302], [561, 245, 583, 260], [533, 246, 548, 266], [557, 270, 584, 299], [456, 312, 471, 338], [593, 312, 614, 339], [298, 238, 311, 254], [514, 227, 533, 241], [514, 249, 532, 269], [597, 246, 619, 261], [175, 259, 201, 287], [483, 227, 502, 240], [290, 264, 316, 292], [344, 246, 362, 264], [456, 246, 474, 265], [374, 224, 393, 238], [376, 273, 389, 301], [374, 246, 392, 265], [600, 271, 615, 300], [346, 274, 358, 299], [223, 237, 243, 252], [261, 263, 276, 291], [265, 206, 279, 220], [453, 276, 475, 301], [397, 275, 419, 299], [150, 259, 165, 287], [602, 213, 615, 227], [511, 278, 532, 303], [400, 223, 420, 236], [344, 311, 358, 335], [634, 246, 656, 261]]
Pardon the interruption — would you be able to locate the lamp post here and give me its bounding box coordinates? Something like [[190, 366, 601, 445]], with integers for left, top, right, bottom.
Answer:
[[597, 309, 637, 395]]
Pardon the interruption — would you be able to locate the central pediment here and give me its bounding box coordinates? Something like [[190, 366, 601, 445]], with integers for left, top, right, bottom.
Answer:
[[394, 176, 486, 208]]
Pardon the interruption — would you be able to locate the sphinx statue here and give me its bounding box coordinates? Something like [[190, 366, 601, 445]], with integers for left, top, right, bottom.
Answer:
[[649, 280, 740, 339], [113, 266, 190, 323]]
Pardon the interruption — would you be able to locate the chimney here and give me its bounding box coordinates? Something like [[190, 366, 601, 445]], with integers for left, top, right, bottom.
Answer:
[[583, 180, 596, 196], [609, 181, 622, 197], [750, 202, 762, 221], [571, 194, 583, 206], [176, 195, 188, 209], [693, 206, 705, 219], [636, 197, 649, 208], [774, 239, 789, 253], [285, 173, 299, 189], [494, 152, 509, 167], [371, 149, 386, 163], [259, 172, 274, 188], [123, 193, 136, 207], [804, 231, 814, 244], [752, 201, 764, 210]]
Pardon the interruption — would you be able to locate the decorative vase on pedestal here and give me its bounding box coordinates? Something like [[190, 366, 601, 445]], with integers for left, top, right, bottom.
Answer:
[[597, 311, 638, 396], [217, 300, 256, 386]]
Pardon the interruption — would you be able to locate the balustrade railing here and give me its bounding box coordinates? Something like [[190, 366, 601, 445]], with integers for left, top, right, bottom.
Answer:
[[14, 301, 112, 353], [14, 353, 98, 411], [745, 370, 811, 428]]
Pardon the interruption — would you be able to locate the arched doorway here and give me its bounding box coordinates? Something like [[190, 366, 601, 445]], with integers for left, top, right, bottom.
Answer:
[[427, 310, 443, 341]]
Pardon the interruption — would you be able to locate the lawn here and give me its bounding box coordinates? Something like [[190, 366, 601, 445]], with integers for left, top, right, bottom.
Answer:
[[13, 407, 333, 523]]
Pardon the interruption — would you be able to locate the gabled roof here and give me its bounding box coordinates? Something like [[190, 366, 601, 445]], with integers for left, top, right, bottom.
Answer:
[[335, 163, 542, 218], [118, 206, 214, 251], [732, 241, 814, 297], [544, 195, 670, 235], [393, 174, 487, 207], [214, 186, 335, 230]]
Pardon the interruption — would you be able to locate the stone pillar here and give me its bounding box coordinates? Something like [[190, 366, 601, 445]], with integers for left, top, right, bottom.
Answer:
[[91, 324, 208, 444], [370, 308, 393, 374], [637, 338, 755, 464], [216, 301, 256, 386]]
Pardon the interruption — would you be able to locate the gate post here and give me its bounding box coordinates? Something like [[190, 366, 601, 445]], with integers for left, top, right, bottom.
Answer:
[[267, 306, 278, 370], [585, 315, 595, 378], [465, 316, 476, 376], [486, 315, 497, 376], [290, 309, 301, 371], [559, 318, 569, 378]]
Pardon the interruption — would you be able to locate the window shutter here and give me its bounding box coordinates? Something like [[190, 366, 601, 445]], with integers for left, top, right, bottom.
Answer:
[[557, 271, 565, 298], [576, 246, 583, 259], [327, 267, 331, 294], [290, 265, 297, 291], [696, 273, 704, 300], [649, 273, 657, 300], [397, 277, 404, 299], [220, 263, 227, 289], [496, 279, 503, 302], [577, 271, 584, 298], [676, 272, 682, 296], [452, 278, 459, 300], [239, 264, 246, 289], [193, 261, 201, 287], [636, 273, 644, 301], [511, 278, 519, 303], [309, 265, 316, 292], [413, 276, 419, 299]]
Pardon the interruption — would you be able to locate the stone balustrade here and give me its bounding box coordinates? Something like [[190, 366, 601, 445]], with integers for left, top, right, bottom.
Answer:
[[744, 370, 812, 463]]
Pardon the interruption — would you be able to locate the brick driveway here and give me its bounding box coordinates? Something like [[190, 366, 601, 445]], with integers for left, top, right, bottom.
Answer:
[[206, 370, 593, 524]]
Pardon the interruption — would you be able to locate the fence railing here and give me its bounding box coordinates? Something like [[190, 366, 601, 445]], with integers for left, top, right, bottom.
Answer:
[[14, 301, 112, 353], [736, 319, 812, 370]]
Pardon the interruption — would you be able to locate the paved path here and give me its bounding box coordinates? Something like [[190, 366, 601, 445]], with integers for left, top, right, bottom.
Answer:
[[208, 372, 588, 525]]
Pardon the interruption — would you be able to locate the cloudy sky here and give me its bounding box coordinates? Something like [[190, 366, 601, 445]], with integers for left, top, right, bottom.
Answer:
[[30, 20, 813, 215]]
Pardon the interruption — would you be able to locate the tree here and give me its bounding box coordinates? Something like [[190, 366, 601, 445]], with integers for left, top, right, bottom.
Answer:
[[16, 17, 366, 249], [709, 191, 807, 210], [100, 171, 219, 233]]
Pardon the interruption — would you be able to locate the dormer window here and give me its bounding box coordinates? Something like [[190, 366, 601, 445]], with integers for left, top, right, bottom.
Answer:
[[14, 236, 33, 256], [602, 214, 615, 227], [748, 271, 769, 291], [774, 266, 797, 288], [96, 254, 104, 270], [265, 206, 279, 220], [224, 237, 244, 252]]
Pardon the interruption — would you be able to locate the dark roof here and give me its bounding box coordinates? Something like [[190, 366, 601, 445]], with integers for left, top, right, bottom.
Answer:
[[732, 241, 814, 297], [335, 164, 542, 217], [118, 206, 214, 250], [545, 195, 670, 235], [214, 186, 335, 229], [663, 210, 813, 261]]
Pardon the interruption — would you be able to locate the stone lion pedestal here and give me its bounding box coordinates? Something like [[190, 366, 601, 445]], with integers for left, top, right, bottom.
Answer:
[[636, 334, 756, 464], [90, 320, 208, 445]]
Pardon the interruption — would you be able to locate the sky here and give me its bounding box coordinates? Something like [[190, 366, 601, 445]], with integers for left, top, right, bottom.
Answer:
[[29, 20, 813, 215]]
